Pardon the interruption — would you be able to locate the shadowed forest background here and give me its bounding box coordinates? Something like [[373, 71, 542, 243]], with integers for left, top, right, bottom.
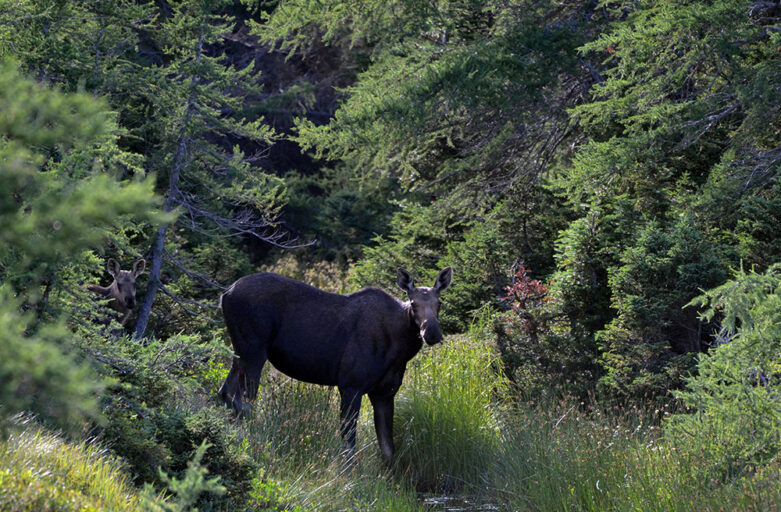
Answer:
[[0, 0, 779, 510]]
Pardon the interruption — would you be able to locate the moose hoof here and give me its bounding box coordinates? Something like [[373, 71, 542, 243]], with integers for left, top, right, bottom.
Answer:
[[340, 445, 357, 467], [238, 402, 252, 419]]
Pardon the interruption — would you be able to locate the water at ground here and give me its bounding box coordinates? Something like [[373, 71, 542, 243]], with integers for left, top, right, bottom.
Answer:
[[422, 494, 500, 511]]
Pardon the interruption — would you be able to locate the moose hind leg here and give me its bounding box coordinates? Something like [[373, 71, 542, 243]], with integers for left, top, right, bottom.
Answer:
[[239, 351, 266, 402], [218, 357, 244, 413], [221, 304, 270, 417]]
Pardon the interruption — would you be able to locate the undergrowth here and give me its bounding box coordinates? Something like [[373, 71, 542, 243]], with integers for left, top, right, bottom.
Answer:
[[236, 333, 781, 511], [3, 334, 778, 511]]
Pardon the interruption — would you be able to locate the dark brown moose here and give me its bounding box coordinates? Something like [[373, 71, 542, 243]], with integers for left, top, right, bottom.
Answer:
[[87, 258, 146, 328], [218, 267, 453, 461]]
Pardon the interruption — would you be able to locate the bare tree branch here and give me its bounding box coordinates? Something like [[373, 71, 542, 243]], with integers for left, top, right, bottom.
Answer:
[[163, 248, 227, 290], [158, 283, 218, 323]]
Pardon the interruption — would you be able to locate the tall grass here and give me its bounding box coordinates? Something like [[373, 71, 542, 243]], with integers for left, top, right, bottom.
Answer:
[[392, 335, 780, 511], [235, 369, 426, 511], [495, 402, 781, 512], [0, 419, 147, 512], [249, 372, 343, 469], [393, 334, 507, 491]]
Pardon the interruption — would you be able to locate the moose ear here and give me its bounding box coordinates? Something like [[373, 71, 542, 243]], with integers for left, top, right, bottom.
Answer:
[[397, 268, 415, 293], [106, 258, 120, 278], [132, 259, 146, 277], [433, 267, 453, 292]]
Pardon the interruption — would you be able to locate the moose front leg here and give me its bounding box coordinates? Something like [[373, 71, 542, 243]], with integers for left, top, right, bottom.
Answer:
[[369, 391, 395, 463], [338, 388, 363, 461]]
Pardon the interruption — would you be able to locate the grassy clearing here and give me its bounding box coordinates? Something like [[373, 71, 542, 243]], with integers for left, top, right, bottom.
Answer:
[[495, 403, 781, 512], [222, 333, 780, 511], [0, 419, 147, 512], [233, 371, 425, 511], [394, 335, 781, 511]]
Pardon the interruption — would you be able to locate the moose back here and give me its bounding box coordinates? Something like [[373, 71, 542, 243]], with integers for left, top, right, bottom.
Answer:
[[218, 267, 452, 461]]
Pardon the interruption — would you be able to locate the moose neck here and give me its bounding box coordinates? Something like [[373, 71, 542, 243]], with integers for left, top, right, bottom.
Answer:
[[402, 301, 425, 357], [89, 281, 128, 314]]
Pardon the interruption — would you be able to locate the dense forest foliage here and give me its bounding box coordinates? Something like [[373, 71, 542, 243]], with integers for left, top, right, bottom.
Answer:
[[1, 0, 779, 510]]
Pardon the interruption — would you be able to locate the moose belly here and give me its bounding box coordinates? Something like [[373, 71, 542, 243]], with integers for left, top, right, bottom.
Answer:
[[264, 309, 360, 386], [266, 340, 342, 386]]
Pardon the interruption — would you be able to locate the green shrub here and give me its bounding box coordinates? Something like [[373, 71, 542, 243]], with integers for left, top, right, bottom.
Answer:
[[247, 468, 306, 512], [0, 60, 159, 434], [494, 259, 604, 400], [96, 334, 257, 508], [597, 218, 726, 402], [0, 288, 101, 435], [527, 210, 620, 398], [435, 223, 511, 332], [351, 201, 456, 295], [140, 441, 226, 512]]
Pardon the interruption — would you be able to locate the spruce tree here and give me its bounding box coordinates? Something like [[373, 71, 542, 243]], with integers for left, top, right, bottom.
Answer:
[[668, 264, 781, 477], [1, 0, 291, 339], [131, 0, 287, 338]]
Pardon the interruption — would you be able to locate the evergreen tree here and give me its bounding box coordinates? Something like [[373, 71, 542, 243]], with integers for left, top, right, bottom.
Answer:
[[131, 0, 287, 338], [597, 218, 726, 401], [539, 0, 780, 397], [260, 0, 587, 198], [668, 264, 781, 477], [1, 0, 291, 338], [0, 0, 154, 94], [257, 0, 593, 329], [0, 61, 159, 432]]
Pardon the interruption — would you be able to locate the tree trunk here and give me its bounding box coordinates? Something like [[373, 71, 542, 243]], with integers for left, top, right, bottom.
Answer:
[[133, 222, 167, 339], [133, 24, 205, 340]]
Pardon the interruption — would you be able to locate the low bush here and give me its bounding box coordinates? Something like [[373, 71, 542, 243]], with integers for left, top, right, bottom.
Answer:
[[95, 333, 257, 509]]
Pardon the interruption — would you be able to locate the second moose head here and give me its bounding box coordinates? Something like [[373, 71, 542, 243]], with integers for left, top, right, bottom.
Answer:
[[88, 258, 146, 327]]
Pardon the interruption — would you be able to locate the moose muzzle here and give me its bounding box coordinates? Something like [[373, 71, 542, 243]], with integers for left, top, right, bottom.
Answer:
[[420, 320, 443, 345]]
